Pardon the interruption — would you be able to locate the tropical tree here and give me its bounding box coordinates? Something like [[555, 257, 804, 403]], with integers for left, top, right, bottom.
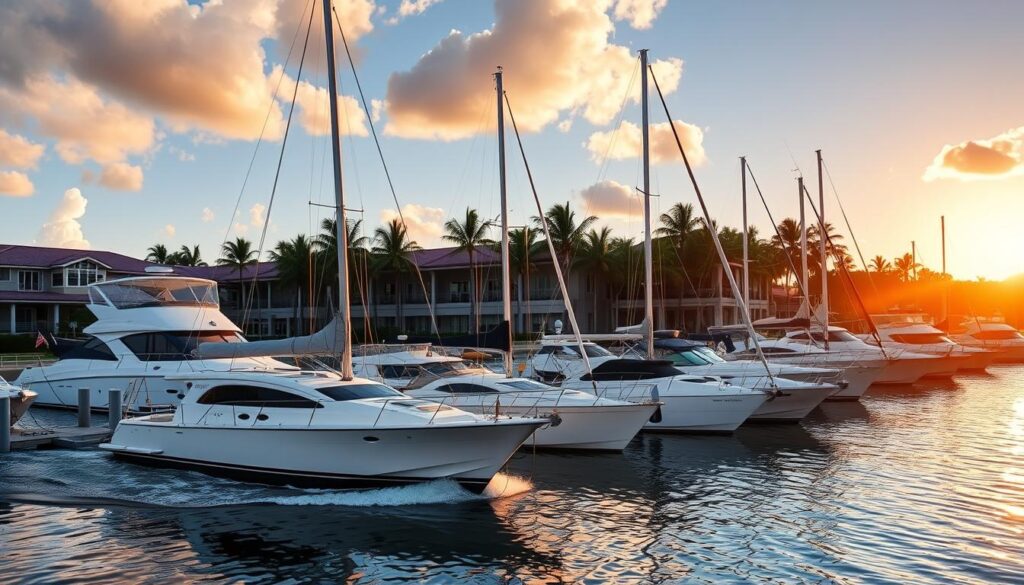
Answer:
[[443, 208, 494, 333], [171, 245, 207, 267], [575, 227, 614, 330], [317, 218, 371, 313], [893, 252, 921, 282], [270, 235, 316, 335], [372, 219, 421, 332], [508, 227, 544, 334], [868, 255, 892, 274], [145, 243, 173, 264], [655, 202, 700, 320], [532, 201, 596, 270], [218, 237, 258, 320]]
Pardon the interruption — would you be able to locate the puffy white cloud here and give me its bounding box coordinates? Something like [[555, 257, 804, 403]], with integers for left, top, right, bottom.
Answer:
[[164, 224, 176, 237], [923, 127, 1024, 181], [277, 69, 369, 137], [579, 179, 640, 217], [37, 188, 90, 249], [398, 0, 444, 17], [0, 76, 156, 165], [585, 119, 706, 165], [0, 128, 45, 168], [250, 203, 267, 227], [0, 170, 34, 197], [98, 162, 144, 192], [384, 0, 684, 140], [202, 207, 215, 222], [380, 203, 445, 245], [274, 0, 375, 68], [612, 0, 668, 29]]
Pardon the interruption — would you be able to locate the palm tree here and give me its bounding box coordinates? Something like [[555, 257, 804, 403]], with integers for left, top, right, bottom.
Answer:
[[145, 243, 173, 264], [655, 203, 700, 321], [576, 227, 614, 331], [172, 245, 207, 267], [532, 201, 596, 270], [508, 227, 543, 334], [868, 255, 891, 274], [218, 237, 258, 324], [270, 235, 315, 335], [443, 208, 494, 333], [372, 219, 421, 332], [316, 218, 370, 316], [608, 237, 639, 327], [893, 253, 921, 282]]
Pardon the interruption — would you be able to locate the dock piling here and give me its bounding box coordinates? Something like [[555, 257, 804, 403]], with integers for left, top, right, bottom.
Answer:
[[108, 389, 122, 431], [77, 388, 91, 428], [1, 394, 10, 453]]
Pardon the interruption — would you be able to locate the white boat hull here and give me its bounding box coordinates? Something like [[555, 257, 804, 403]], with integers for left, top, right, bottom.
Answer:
[[466, 403, 657, 451], [6, 389, 36, 427], [747, 385, 837, 422], [102, 417, 541, 494], [17, 370, 184, 412], [876, 356, 952, 384], [824, 365, 882, 401], [581, 384, 766, 433]]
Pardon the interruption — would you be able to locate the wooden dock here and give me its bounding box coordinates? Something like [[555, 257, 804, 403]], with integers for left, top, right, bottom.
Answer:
[[9, 426, 112, 451]]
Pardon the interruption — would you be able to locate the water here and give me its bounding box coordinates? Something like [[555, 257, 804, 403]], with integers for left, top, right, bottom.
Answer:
[[2, 367, 1023, 584]]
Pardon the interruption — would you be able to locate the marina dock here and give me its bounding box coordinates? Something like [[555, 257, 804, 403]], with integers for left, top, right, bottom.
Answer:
[[8, 425, 111, 451]]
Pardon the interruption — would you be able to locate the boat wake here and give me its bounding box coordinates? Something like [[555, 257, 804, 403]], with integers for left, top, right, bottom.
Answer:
[[0, 449, 532, 509]]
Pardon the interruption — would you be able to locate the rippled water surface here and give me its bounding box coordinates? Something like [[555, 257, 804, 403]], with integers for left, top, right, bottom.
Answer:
[[2, 366, 1024, 584]]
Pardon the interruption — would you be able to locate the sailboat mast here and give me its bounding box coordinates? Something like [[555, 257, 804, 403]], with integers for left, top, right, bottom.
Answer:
[[640, 49, 654, 358], [816, 149, 829, 349], [799, 176, 810, 318], [322, 0, 353, 379], [496, 68, 513, 377], [741, 156, 750, 313]]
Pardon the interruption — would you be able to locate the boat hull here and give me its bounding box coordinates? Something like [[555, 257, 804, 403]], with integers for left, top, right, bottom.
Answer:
[[6, 390, 36, 427], [492, 403, 657, 451], [876, 356, 953, 384], [16, 370, 183, 412], [102, 419, 542, 493], [746, 385, 837, 423], [642, 392, 766, 432]]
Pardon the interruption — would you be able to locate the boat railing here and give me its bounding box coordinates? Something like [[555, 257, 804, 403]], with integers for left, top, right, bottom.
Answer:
[[353, 344, 433, 357]]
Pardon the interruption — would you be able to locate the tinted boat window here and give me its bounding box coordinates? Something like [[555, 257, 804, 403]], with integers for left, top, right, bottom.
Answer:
[[123, 331, 243, 361], [197, 385, 321, 408], [436, 383, 498, 394], [61, 337, 118, 361], [315, 383, 403, 401]]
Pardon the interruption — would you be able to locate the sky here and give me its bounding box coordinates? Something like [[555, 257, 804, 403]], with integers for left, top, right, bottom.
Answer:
[[1, 0, 1023, 280]]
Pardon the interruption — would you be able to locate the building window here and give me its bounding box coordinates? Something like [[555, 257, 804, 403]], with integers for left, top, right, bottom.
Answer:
[[0, 267, 10, 281], [448, 281, 469, 303], [52, 272, 64, 287], [18, 270, 41, 291], [63, 261, 106, 287]]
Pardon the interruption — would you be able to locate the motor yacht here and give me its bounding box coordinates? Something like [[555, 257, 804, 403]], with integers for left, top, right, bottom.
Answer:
[[2, 376, 36, 427], [861, 317, 994, 372], [100, 369, 544, 493], [353, 345, 658, 451], [648, 337, 840, 422], [952, 320, 1024, 363], [556, 358, 769, 433], [16, 276, 283, 413]]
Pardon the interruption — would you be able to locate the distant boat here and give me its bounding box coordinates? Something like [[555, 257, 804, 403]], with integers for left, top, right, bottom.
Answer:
[[952, 318, 1024, 363], [2, 376, 35, 427]]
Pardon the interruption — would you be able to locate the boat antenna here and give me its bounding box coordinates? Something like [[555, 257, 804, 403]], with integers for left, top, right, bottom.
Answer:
[[647, 63, 775, 385], [323, 0, 353, 379]]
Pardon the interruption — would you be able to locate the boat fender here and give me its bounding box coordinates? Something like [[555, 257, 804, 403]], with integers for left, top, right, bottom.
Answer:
[[649, 407, 662, 424], [548, 412, 562, 427]]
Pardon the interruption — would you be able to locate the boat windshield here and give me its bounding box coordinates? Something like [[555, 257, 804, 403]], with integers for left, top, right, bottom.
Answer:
[[93, 278, 219, 309], [660, 348, 715, 366], [890, 333, 954, 345], [539, 344, 614, 358], [315, 383, 404, 401], [791, 330, 862, 343], [498, 379, 554, 391]]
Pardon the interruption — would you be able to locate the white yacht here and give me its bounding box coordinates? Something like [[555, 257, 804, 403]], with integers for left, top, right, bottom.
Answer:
[[354, 345, 658, 451], [16, 276, 282, 413], [100, 370, 544, 493], [862, 315, 994, 372], [648, 337, 841, 421], [2, 376, 36, 427], [553, 355, 769, 433], [952, 320, 1024, 363]]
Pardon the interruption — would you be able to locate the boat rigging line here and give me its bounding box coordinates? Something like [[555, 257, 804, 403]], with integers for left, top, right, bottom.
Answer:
[[822, 158, 877, 294]]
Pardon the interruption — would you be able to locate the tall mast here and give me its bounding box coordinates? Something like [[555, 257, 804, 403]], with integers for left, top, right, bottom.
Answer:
[[816, 149, 829, 349], [799, 176, 810, 317], [496, 68, 513, 377], [741, 156, 750, 313], [322, 0, 353, 379], [640, 49, 654, 358]]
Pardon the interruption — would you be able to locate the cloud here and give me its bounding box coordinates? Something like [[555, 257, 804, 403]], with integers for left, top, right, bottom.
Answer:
[[0, 76, 156, 165], [612, 0, 668, 29], [169, 145, 195, 162], [202, 207, 215, 223], [277, 69, 369, 137], [380, 203, 445, 245], [923, 127, 1024, 181], [98, 162, 144, 191], [0, 170, 34, 197], [164, 224, 176, 237], [398, 0, 444, 17], [579, 179, 640, 217], [383, 0, 684, 140], [37, 187, 89, 249], [250, 203, 267, 227], [274, 0, 375, 69], [0, 128, 45, 168], [585, 119, 706, 165]]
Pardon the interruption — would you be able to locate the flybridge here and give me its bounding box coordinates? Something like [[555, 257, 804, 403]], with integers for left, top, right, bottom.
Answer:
[[87, 276, 220, 310]]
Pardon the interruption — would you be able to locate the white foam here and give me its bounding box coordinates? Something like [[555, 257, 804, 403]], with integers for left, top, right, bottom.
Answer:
[[264, 473, 535, 507]]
